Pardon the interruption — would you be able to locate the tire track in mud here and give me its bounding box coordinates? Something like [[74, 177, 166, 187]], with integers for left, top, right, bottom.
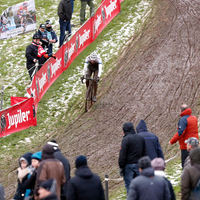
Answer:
[[53, 0, 200, 189]]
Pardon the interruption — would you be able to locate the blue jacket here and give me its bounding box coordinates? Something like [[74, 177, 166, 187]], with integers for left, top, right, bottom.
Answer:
[[128, 167, 171, 200], [46, 29, 58, 54], [136, 120, 164, 160]]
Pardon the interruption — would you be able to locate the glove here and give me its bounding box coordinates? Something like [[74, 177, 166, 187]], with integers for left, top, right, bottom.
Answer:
[[44, 54, 49, 59], [119, 168, 123, 177], [52, 54, 56, 59], [80, 76, 84, 84]]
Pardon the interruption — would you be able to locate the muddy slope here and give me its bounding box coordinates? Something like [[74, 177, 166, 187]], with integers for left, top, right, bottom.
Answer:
[[55, 0, 200, 183]]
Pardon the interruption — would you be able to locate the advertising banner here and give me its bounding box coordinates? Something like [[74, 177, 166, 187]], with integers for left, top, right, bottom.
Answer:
[[93, 0, 121, 40], [0, 0, 36, 40], [0, 98, 36, 137], [27, 47, 64, 107], [11, 96, 28, 106]]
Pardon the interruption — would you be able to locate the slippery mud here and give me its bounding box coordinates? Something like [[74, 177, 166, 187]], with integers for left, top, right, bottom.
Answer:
[[56, 0, 200, 185]]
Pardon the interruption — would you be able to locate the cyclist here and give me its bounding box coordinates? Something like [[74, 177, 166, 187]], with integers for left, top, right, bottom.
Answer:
[[82, 51, 102, 102], [17, 2, 30, 27]]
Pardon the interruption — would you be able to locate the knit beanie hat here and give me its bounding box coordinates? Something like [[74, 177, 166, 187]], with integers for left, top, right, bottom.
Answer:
[[40, 179, 56, 193], [151, 158, 165, 171], [138, 156, 151, 169], [31, 151, 42, 161], [75, 155, 87, 169], [19, 152, 33, 166], [47, 140, 59, 151]]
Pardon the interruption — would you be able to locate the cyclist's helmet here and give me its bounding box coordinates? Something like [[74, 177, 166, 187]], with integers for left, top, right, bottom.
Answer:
[[33, 33, 40, 39], [23, 2, 28, 7], [89, 51, 98, 61]]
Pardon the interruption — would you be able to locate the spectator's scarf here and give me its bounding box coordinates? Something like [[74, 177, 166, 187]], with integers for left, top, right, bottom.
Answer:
[[31, 42, 46, 57]]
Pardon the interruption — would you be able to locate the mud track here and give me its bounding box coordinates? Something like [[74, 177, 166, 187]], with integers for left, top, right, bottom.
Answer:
[[53, 0, 200, 188], [5, 0, 200, 197]]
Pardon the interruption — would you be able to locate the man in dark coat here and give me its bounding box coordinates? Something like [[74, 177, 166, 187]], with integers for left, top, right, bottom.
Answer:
[[118, 122, 146, 194], [136, 119, 164, 160], [47, 140, 71, 200], [36, 144, 66, 200], [38, 179, 59, 200], [25, 33, 46, 80], [58, 0, 72, 47], [66, 155, 105, 200], [151, 158, 176, 200], [181, 147, 200, 200], [128, 156, 171, 200]]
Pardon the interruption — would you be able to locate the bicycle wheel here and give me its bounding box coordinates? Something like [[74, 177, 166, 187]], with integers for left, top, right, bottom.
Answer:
[[85, 83, 93, 112], [27, 18, 34, 25]]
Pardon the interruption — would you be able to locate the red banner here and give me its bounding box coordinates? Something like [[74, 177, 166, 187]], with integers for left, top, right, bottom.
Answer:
[[93, 0, 121, 40], [11, 97, 28, 106], [0, 98, 36, 137]]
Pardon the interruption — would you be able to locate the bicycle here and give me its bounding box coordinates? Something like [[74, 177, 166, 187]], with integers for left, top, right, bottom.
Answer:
[[81, 77, 96, 112]]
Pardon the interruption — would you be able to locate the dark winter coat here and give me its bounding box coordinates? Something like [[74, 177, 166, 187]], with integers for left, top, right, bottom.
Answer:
[[54, 149, 70, 199], [170, 108, 199, 150], [118, 122, 146, 168], [37, 30, 49, 50], [36, 145, 66, 199], [58, 0, 72, 21], [41, 194, 59, 200], [13, 152, 33, 200], [181, 148, 200, 200], [25, 43, 44, 71], [127, 167, 171, 200], [136, 120, 164, 160], [66, 165, 105, 200]]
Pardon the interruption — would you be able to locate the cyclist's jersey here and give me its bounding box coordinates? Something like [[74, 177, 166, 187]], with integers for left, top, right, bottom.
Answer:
[[18, 6, 27, 15], [83, 55, 102, 77]]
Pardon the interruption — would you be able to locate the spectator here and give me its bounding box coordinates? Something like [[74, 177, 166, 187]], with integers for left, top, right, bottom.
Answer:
[[183, 137, 199, 171], [47, 140, 71, 200], [24, 151, 42, 200], [136, 119, 164, 160], [58, 0, 72, 47], [13, 152, 33, 200], [25, 33, 46, 80], [80, 0, 94, 25], [181, 147, 200, 200], [37, 24, 49, 52], [36, 144, 65, 199], [0, 184, 5, 200], [38, 179, 59, 200], [151, 158, 176, 200], [118, 122, 146, 194], [45, 20, 58, 54], [128, 156, 171, 200], [169, 104, 199, 168], [67, 155, 105, 200]]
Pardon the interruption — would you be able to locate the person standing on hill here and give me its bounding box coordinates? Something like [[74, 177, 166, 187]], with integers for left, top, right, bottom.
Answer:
[[169, 104, 199, 168], [58, 0, 72, 47], [67, 155, 105, 200], [80, 0, 94, 25], [47, 140, 71, 200], [118, 122, 146, 194], [136, 119, 164, 160]]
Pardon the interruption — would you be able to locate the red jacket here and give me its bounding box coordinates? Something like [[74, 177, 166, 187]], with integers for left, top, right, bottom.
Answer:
[[170, 108, 199, 149]]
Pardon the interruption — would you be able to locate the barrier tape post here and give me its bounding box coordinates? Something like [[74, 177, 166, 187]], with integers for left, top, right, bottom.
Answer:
[[105, 174, 109, 200], [0, 86, 4, 110]]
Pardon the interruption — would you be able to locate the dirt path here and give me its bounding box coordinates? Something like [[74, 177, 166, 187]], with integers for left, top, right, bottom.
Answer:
[[54, 0, 200, 184]]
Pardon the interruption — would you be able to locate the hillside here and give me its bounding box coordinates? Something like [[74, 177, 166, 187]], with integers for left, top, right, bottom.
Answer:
[[1, 0, 200, 199]]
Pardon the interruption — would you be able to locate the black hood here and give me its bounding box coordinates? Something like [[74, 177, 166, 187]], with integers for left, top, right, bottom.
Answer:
[[140, 167, 154, 177], [136, 120, 148, 133], [19, 152, 33, 168], [123, 122, 136, 135], [190, 147, 200, 165], [75, 165, 93, 179]]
